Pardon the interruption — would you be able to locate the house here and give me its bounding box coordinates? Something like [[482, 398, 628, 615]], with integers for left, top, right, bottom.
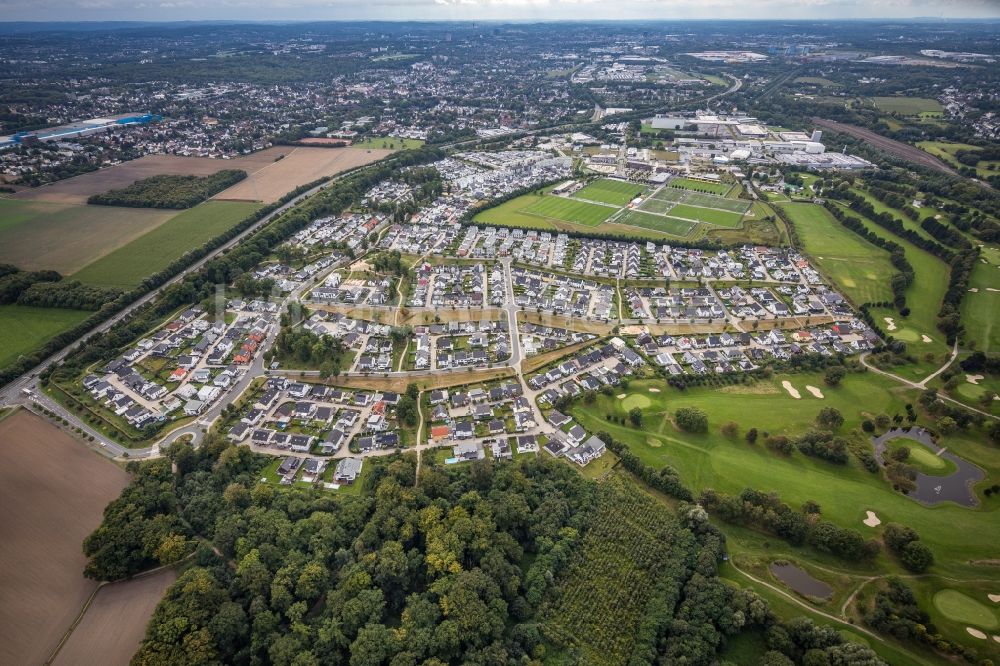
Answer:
[[334, 458, 364, 484], [547, 410, 571, 428], [228, 422, 249, 441], [453, 442, 485, 461], [492, 439, 513, 460], [516, 435, 539, 453], [277, 456, 301, 476], [184, 399, 205, 416], [431, 425, 451, 440], [289, 434, 314, 453], [567, 435, 607, 466]]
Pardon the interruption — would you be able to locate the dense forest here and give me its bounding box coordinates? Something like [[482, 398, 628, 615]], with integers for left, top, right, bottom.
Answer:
[[88, 169, 247, 209], [83, 438, 887, 666]]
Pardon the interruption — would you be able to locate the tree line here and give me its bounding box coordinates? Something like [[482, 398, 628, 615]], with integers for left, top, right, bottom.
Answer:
[[88, 169, 247, 209]]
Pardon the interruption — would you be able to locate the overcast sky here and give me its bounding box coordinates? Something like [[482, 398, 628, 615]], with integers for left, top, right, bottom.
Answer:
[[1, 0, 998, 22]]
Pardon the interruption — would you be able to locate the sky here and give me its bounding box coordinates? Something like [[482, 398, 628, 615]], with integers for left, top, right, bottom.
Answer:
[[0, 0, 998, 22]]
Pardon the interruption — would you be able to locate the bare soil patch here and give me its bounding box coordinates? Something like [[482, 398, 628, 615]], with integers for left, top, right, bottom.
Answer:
[[13, 149, 290, 205], [215, 147, 391, 203], [52, 568, 177, 666], [0, 410, 128, 666]]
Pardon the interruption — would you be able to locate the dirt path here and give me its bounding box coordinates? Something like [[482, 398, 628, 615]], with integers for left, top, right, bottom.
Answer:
[[414, 391, 426, 486]]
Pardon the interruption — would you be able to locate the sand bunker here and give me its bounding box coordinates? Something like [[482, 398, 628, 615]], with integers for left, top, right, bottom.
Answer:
[[863, 510, 881, 527], [921, 335, 932, 343], [967, 628, 987, 640], [967, 375, 984, 385], [648, 387, 661, 393], [805, 385, 824, 399], [883, 317, 897, 331], [616, 394, 627, 399], [988, 288, 1000, 293], [988, 594, 1000, 603], [969, 287, 980, 293], [782, 381, 801, 399], [994, 635, 1000, 644]]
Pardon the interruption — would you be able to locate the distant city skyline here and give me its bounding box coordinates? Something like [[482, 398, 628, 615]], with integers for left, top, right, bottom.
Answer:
[[0, 0, 999, 23]]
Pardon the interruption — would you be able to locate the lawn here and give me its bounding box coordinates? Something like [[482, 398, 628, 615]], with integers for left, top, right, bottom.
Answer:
[[473, 193, 557, 230], [616, 210, 694, 237], [668, 203, 745, 227], [668, 177, 732, 195], [932, 589, 999, 629], [885, 438, 957, 477], [679, 191, 751, 214], [71, 200, 261, 288], [350, 136, 424, 150], [573, 179, 645, 206], [961, 245, 1000, 354], [918, 141, 1000, 179], [794, 76, 841, 88], [778, 202, 895, 305], [0, 304, 91, 368], [520, 195, 616, 227], [873, 96, 943, 116]]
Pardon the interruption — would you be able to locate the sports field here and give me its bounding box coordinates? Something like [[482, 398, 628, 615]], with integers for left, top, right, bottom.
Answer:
[[0, 199, 176, 274], [351, 136, 424, 150], [519, 195, 615, 226], [873, 96, 943, 116], [667, 177, 732, 195], [779, 203, 894, 304], [0, 304, 92, 368], [616, 210, 695, 236], [72, 200, 261, 288], [574, 179, 645, 206], [668, 203, 744, 227]]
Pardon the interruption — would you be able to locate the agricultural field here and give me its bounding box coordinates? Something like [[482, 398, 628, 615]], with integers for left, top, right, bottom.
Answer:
[[568, 371, 1000, 661], [51, 568, 177, 666], [0, 410, 129, 666], [213, 146, 392, 202], [778, 202, 895, 305], [873, 96, 944, 116], [574, 178, 645, 206], [0, 198, 177, 273], [666, 177, 733, 195], [0, 304, 92, 368], [72, 200, 261, 288], [350, 136, 424, 150]]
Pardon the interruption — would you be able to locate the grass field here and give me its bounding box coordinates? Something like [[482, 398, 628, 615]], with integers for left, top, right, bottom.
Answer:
[[0, 199, 177, 274], [794, 76, 841, 88], [574, 179, 645, 206], [0, 305, 91, 368], [932, 590, 999, 629], [72, 200, 261, 288], [522, 195, 615, 226], [668, 177, 732, 195], [885, 438, 957, 477], [615, 210, 695, 236], [873, 96, 944, 116], [918, 141, 1000, 179], [0, 410, 129, 666], [668, 203, 745, 227], [961, 245, 1000, 354], [350, 136, 425, 150], [778, 203, 895, 304]]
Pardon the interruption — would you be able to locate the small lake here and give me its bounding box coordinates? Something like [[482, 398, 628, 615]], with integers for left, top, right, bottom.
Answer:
[[872, 427, 984, 508], [769, 562, 833, 600]]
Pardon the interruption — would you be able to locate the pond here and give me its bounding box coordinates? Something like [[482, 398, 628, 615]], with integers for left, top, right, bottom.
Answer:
[[769, 562, 833, 600], [872, 427, 984, 508]]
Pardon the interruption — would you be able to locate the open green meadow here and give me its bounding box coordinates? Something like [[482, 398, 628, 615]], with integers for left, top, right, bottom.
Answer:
[[574, 178, 645, 206], [778, 203, 894, 304], [918, 141, 1000, 179], [0, 304, 91, 367], [873, 96, 943, 116], [793, 76, 842, 88], [72, 200, 261, 288], [350, 136, 424, 150], [668, 177, 732, 195]]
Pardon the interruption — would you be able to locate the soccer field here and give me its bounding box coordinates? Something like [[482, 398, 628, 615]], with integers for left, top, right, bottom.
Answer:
[[573, 179, 645, 206], [667, 204, 744, 227], [522, 196, 615, 226], [616, 210, 694, 237], [668, 177, 732, 196]]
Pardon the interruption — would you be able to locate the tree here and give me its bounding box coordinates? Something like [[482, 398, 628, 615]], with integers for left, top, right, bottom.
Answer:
[[823, 366, 846, 387], [675, 407, 708, 433], [815, 407, 844, 431], [721, 421, 739, 438], [935, 416, 957, 435], [629, 408, 643, 427], [900, 541, 934, 573], [874, 413, 891, 430], [745, 427, 759, 444]]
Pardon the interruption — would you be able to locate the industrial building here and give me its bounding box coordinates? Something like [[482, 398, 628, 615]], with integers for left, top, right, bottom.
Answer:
[[0, 113, 161, 149]]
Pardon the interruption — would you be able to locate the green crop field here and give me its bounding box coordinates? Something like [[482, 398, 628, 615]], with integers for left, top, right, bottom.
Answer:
[[350, 136, 424, 150], [668, 203, 745, 227], [0, 304, 91, 368], [873, 96, 943, 116], [521, 195, 615, 226], [574, 179, 645, 206], [72, 200, 261, 288], [616, 210, 694, 237], [668, 177, 732, 195], [779, 203, 894, 305]]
